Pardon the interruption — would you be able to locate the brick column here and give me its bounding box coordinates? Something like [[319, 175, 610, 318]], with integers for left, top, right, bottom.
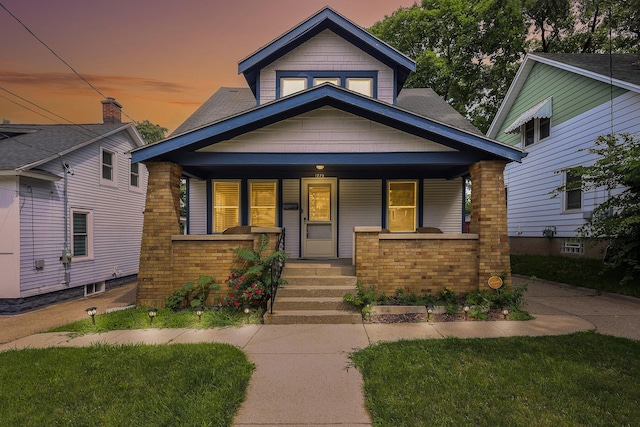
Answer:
[[469, 160, 511, 290], [354, 227, 380, 289], [137, 161, 183, 307]]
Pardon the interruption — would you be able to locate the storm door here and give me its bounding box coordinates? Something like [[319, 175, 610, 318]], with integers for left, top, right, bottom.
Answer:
[[302, 178, 337, 258]]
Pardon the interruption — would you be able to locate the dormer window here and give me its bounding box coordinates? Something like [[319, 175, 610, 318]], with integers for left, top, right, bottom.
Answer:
[[277, 71, 377, 99], [503, 97, 552, 147]]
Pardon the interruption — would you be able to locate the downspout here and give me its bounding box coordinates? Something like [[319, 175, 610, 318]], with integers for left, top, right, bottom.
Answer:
[[60, 156, 72, 285]]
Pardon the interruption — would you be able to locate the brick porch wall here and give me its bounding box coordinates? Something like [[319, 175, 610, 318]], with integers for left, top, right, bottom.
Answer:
[[355, 228, 479, 295]]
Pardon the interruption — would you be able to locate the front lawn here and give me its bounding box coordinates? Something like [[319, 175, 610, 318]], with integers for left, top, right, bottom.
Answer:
[[0, 343, 254, 427], [49, 306, 261, 334], [511, 254, 640, 298], [351, 332, 640, 426]]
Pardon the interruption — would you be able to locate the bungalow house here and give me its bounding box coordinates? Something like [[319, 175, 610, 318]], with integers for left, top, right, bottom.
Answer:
[[132, 8, 525, 309], [0, 99, 148, 313], [487, 53, 640, 257]]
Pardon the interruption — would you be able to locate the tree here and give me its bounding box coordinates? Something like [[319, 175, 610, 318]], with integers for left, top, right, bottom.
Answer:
[[136, 120, 167, 144], [2, 119, 10, 124], [556, 134, 640, 284], [370, 0, 527, 132]]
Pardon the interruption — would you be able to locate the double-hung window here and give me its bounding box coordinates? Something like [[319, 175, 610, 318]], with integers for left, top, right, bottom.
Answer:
[[388, 181, 417, 232], [130, 162, 139, 188], [250, 181, 277, 227], [564, 170, 582, 211], [101, 148, 117, 186], [213, 181, 240, 232], [71, 209, 93, 259]]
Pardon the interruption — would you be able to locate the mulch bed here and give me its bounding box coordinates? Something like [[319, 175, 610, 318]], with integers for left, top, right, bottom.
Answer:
[[364, 310, 507, 324]]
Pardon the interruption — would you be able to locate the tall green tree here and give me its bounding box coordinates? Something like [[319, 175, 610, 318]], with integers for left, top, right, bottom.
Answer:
[[370, 0, 527, 132], [136, 120, 167, 144], [556, 134, 640, 285]]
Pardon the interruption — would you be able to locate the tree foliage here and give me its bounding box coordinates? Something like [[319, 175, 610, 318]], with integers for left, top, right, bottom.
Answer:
[[370, 0, 640, 132], [136, 119, 167, 144], [370, 0, 526, 132], [557, 134, 640, 284]]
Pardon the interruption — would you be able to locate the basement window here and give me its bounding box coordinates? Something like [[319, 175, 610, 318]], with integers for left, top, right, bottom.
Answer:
[[85, 281, 105, 296], [561, 238, 584, 255]]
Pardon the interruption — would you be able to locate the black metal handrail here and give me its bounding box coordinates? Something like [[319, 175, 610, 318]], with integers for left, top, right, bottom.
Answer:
[[269, 228, 286, 314]]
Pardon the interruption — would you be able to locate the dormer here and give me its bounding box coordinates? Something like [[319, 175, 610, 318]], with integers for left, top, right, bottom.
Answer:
[[238, 7, 415, 106]]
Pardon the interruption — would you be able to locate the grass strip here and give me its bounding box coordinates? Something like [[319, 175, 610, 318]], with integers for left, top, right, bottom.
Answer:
[[48, 306, 261, 334], [0, 343, 254, 427], [351, 332, 640, 427], [511, 255, 640, 297]]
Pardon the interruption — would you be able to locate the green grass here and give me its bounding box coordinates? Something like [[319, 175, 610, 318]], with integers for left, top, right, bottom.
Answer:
[[49, 306, 262, 334], [511, 254, 640, 298], [350, 332, 640, 427], [0, 343, 254, 426]]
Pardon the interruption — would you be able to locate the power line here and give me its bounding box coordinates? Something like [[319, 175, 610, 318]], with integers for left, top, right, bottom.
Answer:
[[0, 1, 139, 124]]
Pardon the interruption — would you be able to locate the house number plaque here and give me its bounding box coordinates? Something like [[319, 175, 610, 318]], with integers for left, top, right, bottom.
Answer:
[[488, 276, 503, 289]]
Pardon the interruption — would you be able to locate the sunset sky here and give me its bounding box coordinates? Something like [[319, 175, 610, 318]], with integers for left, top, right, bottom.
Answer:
[[0, 0, 416, 133]]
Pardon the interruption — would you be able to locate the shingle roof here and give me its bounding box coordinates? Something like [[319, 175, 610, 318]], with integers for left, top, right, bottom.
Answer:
[[533, 53, 640, 87], [0, 123, 129, 170], [170, 87, 481, 136]]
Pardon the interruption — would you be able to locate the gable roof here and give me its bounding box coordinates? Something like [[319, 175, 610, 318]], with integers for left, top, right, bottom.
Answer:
[[0, 123, 143, 173], [133, 84, 524, 179], [488, 53, 640, 138], [237, 7, 416, 98]]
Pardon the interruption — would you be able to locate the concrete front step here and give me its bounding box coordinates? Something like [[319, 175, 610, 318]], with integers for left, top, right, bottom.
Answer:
[[282, 266, 355, 277], [277, 285, 355, 298], [284, 276, 357, 287], [263, 310, 362, 325], [272, 297, 350, 311]]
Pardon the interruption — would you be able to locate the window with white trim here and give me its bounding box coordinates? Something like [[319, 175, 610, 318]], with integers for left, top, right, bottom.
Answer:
[[388, 181, 417, 232], [521, 117, 551, 147], [213, 181, 240, 232], [249, 181, 277, 227], [130, 162, 139, 187], [561, 238, 584, 255], [101, 148, 117, 185], [71, 209, 93, 259], [564, 171, 582, 211]]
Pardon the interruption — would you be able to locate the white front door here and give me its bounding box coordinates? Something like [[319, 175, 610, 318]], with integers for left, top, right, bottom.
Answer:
[[302, 178, 337, 258]]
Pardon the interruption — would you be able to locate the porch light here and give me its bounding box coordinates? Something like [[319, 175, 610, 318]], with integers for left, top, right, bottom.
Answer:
[[502, 306, 510, 320], [195, 306, 204, 322], [148, 307, 158, 325], [85, 307, 97, 325], [315, 165, 325, 170]]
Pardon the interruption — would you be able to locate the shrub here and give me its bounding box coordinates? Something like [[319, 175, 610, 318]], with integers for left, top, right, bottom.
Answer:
[[165, 276, 220, 311]]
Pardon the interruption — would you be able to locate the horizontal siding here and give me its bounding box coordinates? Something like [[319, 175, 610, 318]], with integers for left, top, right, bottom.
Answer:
[[282, 179, 300, 259], [19, 131, 148, 296], [199, 107, 454, 153], [497, 62, 627, 147], [423, 179, 463, 233], [0, 176, 20, 296], [505, 90, 640, 237], [188, 179, 207, 234], [339, 179, 382, 259], [260, 30, 395, 104]]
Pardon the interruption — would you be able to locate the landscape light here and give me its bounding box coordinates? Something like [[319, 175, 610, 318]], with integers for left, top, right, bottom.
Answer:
[[148, 307, 158, 325], [85, 307, 97, 325], [502, 306, 510, 320], [463, 303, 471, 320], [195, 306, 204, 322], [426, 304, 434, 321]]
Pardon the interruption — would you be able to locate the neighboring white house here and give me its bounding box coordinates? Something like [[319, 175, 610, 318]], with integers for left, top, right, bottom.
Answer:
[[0, 99, 148, 313], [488, 53, 640, 257]]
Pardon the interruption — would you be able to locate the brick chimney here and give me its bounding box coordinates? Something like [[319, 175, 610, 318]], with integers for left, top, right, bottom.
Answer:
[[101, 97, 122, 124]]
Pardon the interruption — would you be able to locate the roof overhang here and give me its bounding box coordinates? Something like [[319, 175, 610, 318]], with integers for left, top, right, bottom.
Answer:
[[503, 96, 552, 134], [132, 84, 525, 180], [0, 169, 61, 181], [237, 7, 416, 98]]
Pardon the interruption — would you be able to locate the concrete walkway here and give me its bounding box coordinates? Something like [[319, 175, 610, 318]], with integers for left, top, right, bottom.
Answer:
[[1, 277, 639, 426]]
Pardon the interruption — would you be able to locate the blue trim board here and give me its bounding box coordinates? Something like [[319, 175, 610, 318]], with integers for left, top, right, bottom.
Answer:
[[132, 85, 525, 165], [238, 8, 415, 97], [206, 179, 212, 234]]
